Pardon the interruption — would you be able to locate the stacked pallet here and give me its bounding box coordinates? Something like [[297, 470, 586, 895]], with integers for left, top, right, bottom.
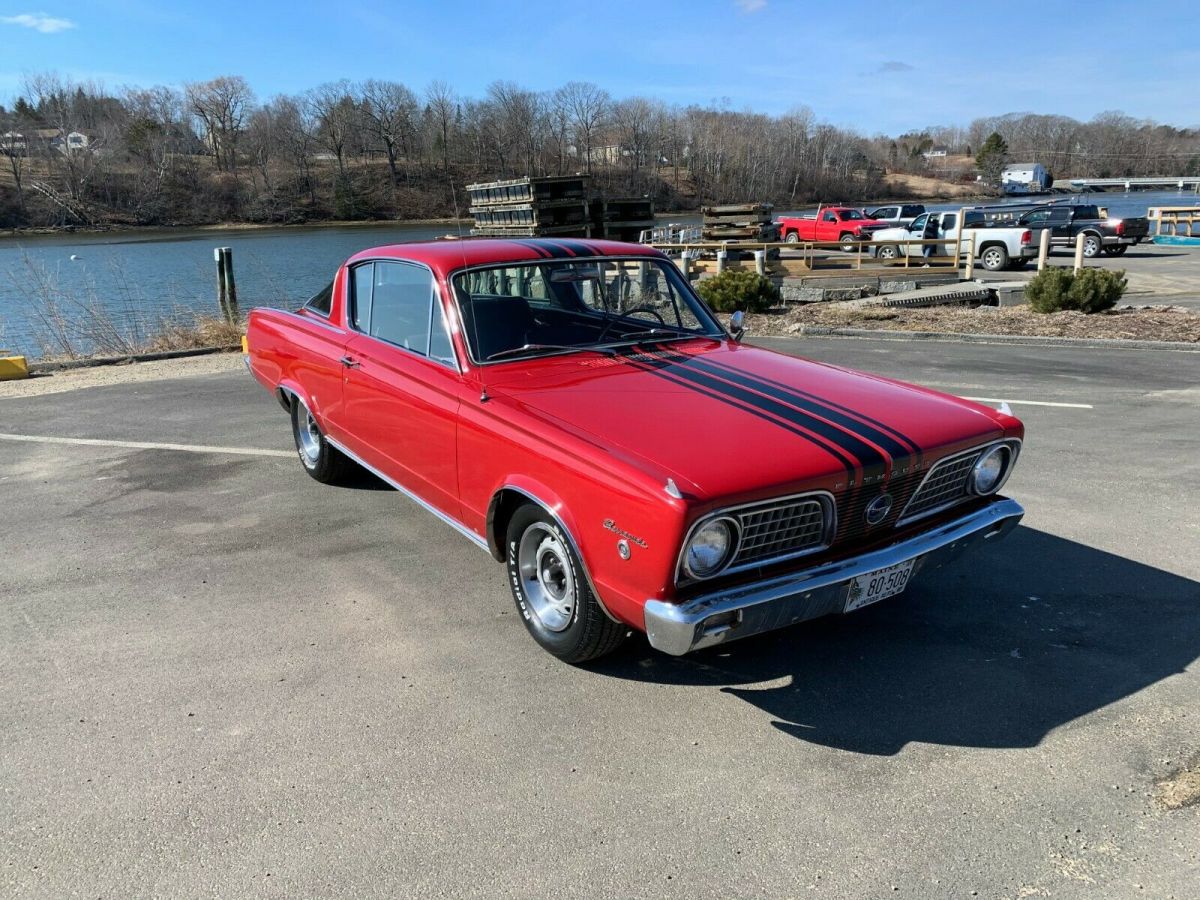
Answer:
[[592, 197, 655, 242], [701, 203, 779, 242], [468, 176, 592, 237]]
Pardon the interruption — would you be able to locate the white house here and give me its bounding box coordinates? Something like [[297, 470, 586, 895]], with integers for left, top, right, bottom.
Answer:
[[922, 146, 949, 159], [1001, 162, 1050, 195]]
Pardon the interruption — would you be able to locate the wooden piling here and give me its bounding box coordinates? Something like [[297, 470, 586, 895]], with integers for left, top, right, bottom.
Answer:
[[964, 234, 976, 280], [215, 248, 228, 320], [221, 247, 239, 322]]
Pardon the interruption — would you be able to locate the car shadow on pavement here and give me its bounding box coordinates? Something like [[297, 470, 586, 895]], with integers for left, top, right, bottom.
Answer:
[[592, 526, 1200, 755]]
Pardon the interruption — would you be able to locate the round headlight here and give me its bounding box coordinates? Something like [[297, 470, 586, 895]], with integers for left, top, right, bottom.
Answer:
[[684, 518, 737, 578], [972, 445, 1010, 494]]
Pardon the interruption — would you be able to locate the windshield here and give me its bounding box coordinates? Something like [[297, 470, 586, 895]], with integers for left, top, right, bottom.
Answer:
[[452, 257, 724, 364]]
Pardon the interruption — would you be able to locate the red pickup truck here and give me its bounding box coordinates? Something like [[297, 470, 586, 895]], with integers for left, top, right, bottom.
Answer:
[[777, 207, 890, 248]]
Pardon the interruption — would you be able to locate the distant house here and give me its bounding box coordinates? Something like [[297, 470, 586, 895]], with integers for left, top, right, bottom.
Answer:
[[1001, 162, 1051, 195], [0, 131, 26, 154], [922, 146, 949, 159]]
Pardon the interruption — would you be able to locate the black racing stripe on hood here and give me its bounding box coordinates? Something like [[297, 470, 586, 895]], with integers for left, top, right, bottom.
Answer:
[[623, 357, 858, 474], [624, 350, 883, 478], [674, 354, 918, 463]]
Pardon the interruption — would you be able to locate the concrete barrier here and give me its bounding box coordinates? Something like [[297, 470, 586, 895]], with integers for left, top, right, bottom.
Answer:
[[0, 355, 30, 381]]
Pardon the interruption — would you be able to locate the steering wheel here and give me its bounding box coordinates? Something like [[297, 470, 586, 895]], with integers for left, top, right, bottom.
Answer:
[[620, 305, 666, 325]]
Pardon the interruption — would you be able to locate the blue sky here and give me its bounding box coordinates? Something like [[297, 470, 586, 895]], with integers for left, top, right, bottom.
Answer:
[[2, 0, 1197, 133]]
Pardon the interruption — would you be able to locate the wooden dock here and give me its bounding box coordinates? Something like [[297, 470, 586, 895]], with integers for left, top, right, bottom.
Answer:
[[1053, 176, 1200, 193]]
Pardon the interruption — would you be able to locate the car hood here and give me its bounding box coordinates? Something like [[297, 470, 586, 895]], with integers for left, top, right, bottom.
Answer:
[[483, 342, 1018, 505]]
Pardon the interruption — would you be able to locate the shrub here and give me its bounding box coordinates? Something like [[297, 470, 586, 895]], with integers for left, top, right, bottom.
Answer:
[[1026, 267, 1126, 314], [696, 269, 780, 313]]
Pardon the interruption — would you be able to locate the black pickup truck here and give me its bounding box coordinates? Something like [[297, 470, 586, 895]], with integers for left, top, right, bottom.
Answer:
[[1013, 204, 1149, 257]]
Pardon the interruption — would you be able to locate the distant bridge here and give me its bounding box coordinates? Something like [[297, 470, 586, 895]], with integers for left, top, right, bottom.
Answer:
[[1052, 176, 1200, 192]]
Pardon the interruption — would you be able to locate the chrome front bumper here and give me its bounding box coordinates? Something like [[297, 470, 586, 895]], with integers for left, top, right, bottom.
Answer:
[[642, 498, 1024, 656]]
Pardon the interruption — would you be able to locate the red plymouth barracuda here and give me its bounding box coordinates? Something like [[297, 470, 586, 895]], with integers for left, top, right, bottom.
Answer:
[[246, 238, 1024, 663]]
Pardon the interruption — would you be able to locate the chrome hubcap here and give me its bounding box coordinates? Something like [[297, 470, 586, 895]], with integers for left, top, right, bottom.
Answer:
[[518, 524, 575, 632], [297, 405, 321, 465]]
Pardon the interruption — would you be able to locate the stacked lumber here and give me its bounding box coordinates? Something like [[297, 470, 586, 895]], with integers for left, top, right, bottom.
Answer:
[[468, 176, 592, 237], [701, 203, 779, 242]]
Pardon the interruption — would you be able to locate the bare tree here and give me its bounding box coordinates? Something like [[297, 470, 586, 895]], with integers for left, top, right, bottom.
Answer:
[[361, 79, 419, 186], [185, 75, 253, 174], [558, 82, 609, 174], [425, 80, 457, 173]]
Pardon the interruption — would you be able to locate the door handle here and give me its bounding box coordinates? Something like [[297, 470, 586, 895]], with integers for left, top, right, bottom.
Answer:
[[339, 355, 361, 368]]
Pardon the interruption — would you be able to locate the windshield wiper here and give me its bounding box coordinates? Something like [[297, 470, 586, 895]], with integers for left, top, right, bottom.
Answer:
[[608, 329, 716, 347], [485, 343, 616, 362]]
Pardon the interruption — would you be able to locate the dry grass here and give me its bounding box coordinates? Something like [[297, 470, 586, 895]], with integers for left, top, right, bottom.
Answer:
[[747, 302, 1200, 344], [1155, 756, 1200, 810], [883, 172, 982, 200], [143, 315, 244, 353]]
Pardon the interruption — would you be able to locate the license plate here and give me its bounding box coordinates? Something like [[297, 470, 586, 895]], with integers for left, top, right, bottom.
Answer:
[[845, 559, 915, 613]]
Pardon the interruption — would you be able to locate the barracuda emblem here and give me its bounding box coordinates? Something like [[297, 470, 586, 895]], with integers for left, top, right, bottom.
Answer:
[[865, 493, 893, 526], [603, 519, 647, 548]]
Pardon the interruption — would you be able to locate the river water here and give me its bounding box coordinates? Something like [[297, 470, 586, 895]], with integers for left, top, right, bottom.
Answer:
[[2, 190, 1195, 358]]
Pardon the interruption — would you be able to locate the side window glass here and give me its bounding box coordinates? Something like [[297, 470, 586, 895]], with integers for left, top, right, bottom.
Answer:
[[941, 214, 957, 231], [305, 280, 334, 316], [429, 301, 456, 366], [352, 264, 373, 331], [370, 262, 434, 354], [822, 211, 836, 222]]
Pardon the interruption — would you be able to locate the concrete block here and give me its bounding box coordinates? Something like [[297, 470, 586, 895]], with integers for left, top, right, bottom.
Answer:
[[994, 286, 1028, 307], [0, 355, 30, 380]]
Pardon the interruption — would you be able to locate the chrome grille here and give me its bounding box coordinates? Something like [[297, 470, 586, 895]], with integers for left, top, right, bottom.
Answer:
[[732, 496, 829, 567], [900, 450, 983, 522]]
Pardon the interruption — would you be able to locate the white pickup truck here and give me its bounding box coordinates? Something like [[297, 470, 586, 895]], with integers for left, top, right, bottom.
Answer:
[[870, 211, 1037, 271]]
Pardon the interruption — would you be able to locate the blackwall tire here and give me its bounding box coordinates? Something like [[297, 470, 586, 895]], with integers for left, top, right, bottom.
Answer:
[[784, 232, 799, 244], [290, 397, 352, 485], [1082, 233, 1103, 258], [981, 245, 1009, 271], [505, 504, 627, 663], [876, 244, 899, 261]]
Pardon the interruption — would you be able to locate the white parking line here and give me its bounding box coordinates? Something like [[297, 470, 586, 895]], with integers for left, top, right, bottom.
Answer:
[[960, 396, 1095, 409], [0, 432, 293, 458]]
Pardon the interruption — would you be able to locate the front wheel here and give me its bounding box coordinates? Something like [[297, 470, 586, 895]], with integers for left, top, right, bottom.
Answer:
[[875, 243, 899, 261], [506, 505, 627, 663], [980, 244, 1010, 271], [839, 233, 857, 251], [290, 397, 352, 484], [1081, 233, 1103, 258]]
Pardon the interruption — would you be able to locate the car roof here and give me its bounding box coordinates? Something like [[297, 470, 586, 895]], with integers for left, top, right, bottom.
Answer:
[[346, 237, 666, 278]]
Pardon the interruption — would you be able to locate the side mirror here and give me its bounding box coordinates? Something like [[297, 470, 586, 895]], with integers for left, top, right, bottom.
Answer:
[[729, 310, 746, 342]]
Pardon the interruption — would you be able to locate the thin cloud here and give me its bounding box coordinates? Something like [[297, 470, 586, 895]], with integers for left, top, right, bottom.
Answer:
[[876, 61, 915, 73], [1, 12, 77, 34], [734, 0, 767, 12]]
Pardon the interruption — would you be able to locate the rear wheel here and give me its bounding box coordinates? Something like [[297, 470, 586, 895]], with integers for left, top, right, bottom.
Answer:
[[290, 397, 352, 484], [980, 244, 1010, 271], [505, 504, 627, 663], [1081, 233, 1103, 258], [1104, 244, 1128, 256], [784, 231, 799, 244]]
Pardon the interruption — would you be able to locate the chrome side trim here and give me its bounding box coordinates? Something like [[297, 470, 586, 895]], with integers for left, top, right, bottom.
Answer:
[[675, 490, 838, 586], [896, 438, 1022, 527], [325, 436, 489, 552], [493, 485, 622, 624], [644, 498, 1024, 656]]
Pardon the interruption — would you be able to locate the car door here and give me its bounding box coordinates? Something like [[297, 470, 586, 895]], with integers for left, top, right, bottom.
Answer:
[[1048, 208, 1072, 245], [820, 210, 839, 242], [938, 212, 958, 256], [904, 213, 928, 256], [340, 259, 464, 519]]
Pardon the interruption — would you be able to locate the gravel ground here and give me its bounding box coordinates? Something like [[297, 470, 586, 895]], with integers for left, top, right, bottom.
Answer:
[[0, 351, 243, 399], [748, 303, 1200, 343]]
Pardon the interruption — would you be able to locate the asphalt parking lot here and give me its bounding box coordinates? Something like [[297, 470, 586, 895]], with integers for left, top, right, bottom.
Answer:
[[2, 337, 1198, 899]]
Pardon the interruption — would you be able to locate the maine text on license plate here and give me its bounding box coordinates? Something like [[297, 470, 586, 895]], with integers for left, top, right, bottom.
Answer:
[[845, 560, 915, 612]]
